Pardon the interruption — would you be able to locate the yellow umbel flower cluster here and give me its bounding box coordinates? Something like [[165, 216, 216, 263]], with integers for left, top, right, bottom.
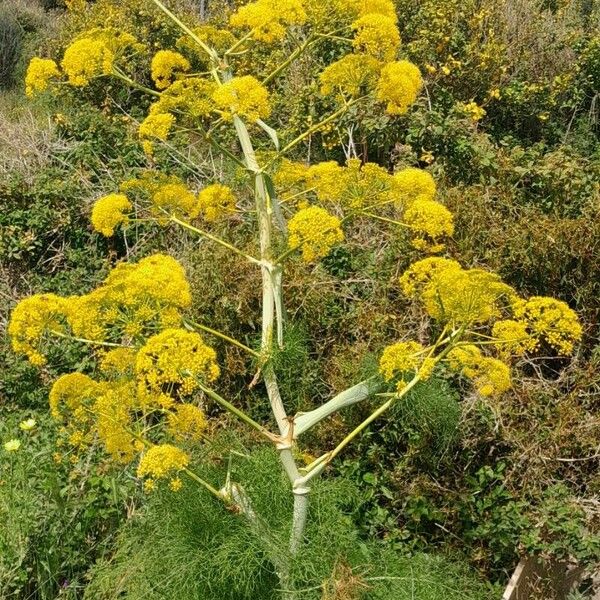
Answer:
[[167, 403, 207, 442], [392, 167, 437, 204], [61, 37, 113, 86], [49, 372, 100, 419], [379, 341, 424, 381], [288, 206, 345, 262], [400, 258, 515, 325], [319, 54, 381, 98], [212, 76, 271, 122], [376, 60, 423, 115], [65, 254, 191, 343], [447, 345, 511, 397], [94, 383, 141, 463], [150, 50, 191, 90], [351, 13, 400, 61], [197, 184, 237, 222], [404, 197, 454, 252], [275, 159, 452, 251], [25, 58, 60, 97], [152, 182, 199, 220], [153, 78, 216, 118], [176, 26, 236, 57], [491, 320, 536, 357], [137, 444, 190, 491], [136, 329, 220, 408], [512, 297, 582, 355], [99, 348, 137, 378], [91, 193, 132, 237], [8, 294, 67, 366], [138, 112, 175, 141], [229, 0, 307, 43]]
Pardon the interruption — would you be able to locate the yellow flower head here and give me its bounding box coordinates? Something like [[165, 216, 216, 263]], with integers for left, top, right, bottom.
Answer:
[[177, 26, 236, 57], [212, 76, 271, 122], [150, 50, 191, 90], [379, 340, 424, 381], [25, 58, 60, 97], [49, 372, 100, 419], [306, 161, 349, 203], [399, 257, 462, 298], [139, 112, 175, 141], [288, 206, 345, 262], [167, 403, 207, 442], [492, 319, 536, 356], [422, 267, 515, 325], [153, 78, 216, 119], [61, 37, 114, 86], [136, 329, 220, 403], [447, 346, 511, 397], [4, 439, 21, 452], [229, 0, 306, 43], [352, 14, 400, 61], [65, 254, 192, 342], [376, 60, 423, 115], [197, 184, 237, 222], [152, 183, 199, 219], [512, 297, 582, 355], [8, 294, 67, 366], [91, 193, 132, 237], [320, 54, 381, 98], [392, 167, 436, 204], [137, 444, 190, 480], [19, 418, 37, 431], [94, 383, 139, 463], [99, 348, 137, 378], [403, 197, 454, 252]]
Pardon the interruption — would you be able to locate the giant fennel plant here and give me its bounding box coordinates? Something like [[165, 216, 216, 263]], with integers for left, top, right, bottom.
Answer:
[[12, 0, 583, 595]]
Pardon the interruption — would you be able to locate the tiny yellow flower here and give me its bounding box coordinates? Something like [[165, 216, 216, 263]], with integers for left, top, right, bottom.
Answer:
[[4, 439, 21, 452], [19, 418, 36, 431]]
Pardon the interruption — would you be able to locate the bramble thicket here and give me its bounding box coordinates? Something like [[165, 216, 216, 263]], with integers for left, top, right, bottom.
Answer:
[[1, 0, 599, 598]]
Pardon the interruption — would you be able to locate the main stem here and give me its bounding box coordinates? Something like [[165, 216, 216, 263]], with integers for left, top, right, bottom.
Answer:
[[232, 116, 308, 596]]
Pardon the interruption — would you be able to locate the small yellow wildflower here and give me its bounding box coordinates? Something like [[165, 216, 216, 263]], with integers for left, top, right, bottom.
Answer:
[[25, 58, 60, 97], [352, 14, 400, 61], [169, 477, 183, 492], [461, 101, 486, 122], [376, 60, 423, 115], [288, 206, 345, 262], [150, 50, 190, 90], [212, 76, 271, 122], [91, 193, 132, 237], [197, 184, 237, 222], [379, 341, 424, 381], [19, 418, 36, 431], [137, 444, 190, 480], [4, 439, 21, 452]]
